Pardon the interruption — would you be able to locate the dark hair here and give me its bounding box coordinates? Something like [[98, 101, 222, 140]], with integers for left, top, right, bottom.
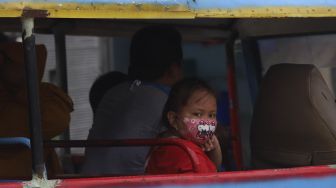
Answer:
[[162, 78, 217, 127], [89, 71, 128, 113], [128, 25, 182, 81]]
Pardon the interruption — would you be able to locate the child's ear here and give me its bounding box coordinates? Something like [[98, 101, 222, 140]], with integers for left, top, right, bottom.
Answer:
[[167, 111, 178, 129]]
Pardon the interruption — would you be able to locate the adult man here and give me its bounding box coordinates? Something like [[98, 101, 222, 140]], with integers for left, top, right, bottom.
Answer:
[[82, 26, 183, 175]]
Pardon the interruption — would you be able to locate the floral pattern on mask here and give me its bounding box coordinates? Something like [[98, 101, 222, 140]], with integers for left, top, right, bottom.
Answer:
[[179, 117, 217, 145]]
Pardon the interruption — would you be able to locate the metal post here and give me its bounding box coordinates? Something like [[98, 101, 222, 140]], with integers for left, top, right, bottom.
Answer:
[[22, 17, 46, 178], [53, 31, 75, 173], [54, 32, 68, 93], [241, 38, 263, 104], [54, 31, 70, 150], [226, 33, 243, 170]]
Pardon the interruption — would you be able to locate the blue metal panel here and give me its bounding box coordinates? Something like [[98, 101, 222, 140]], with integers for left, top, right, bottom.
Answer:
[[190, 0, 336, 9], [157, 175, 336, 188]]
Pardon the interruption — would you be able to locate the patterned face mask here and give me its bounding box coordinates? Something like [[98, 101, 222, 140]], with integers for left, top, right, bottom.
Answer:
[[178, 117, 217, 145]]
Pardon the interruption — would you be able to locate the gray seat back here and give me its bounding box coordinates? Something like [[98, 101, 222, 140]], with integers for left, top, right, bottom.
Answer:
[[251, 64, 336, 169]]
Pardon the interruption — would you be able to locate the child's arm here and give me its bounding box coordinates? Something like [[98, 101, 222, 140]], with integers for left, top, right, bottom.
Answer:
[[202, 136, 222, 169]]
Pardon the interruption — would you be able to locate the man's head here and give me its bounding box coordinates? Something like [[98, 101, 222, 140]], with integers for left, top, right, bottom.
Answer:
[[128, 25, 183, 85]]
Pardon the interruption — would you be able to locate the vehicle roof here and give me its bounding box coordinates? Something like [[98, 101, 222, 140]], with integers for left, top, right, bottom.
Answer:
[[1, 1, 336, 41], [1, 0, 336, 18]]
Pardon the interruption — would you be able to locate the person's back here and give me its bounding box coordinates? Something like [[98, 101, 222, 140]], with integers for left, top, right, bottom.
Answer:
[[82, 25, 183, 175], [83, 81, 169, 174]]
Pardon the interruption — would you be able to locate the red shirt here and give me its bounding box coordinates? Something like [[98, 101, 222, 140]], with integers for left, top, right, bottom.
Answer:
[[145, 138, 217, 174]]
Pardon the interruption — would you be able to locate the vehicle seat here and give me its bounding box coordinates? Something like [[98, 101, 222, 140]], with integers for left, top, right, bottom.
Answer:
[[0, 138, 31, 179], [251, 64, 336, 169]]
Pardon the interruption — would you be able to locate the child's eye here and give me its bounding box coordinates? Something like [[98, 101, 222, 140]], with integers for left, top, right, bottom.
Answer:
[[193, 112, 202, 117], [209, 113, 216, 119]]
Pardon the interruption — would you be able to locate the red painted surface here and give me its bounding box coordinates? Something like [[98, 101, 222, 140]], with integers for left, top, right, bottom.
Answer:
[[0, 182, 22, 188], [226, 42, 243, 170], [58, 165, 336, 187], [2, 165, 336, 187]]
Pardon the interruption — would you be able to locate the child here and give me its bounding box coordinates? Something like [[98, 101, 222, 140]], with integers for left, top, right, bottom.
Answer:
[[145, 78, 222, 174]]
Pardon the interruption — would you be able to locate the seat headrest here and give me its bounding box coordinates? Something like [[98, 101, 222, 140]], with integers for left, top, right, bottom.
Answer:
[[251, 63, 336, 153], [0, 42, 47, 87]]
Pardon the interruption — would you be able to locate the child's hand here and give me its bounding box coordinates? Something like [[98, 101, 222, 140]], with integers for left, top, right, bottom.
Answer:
[[201, 135, 220, 152], [201, 135, 222, 168]]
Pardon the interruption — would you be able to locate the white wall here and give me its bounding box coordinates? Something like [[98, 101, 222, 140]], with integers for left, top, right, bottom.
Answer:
[[36, 34, 105, 154]]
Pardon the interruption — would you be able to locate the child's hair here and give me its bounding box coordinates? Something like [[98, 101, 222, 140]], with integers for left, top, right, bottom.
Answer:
[[89, 71, 128, 114], [162, 77, 217, 128]]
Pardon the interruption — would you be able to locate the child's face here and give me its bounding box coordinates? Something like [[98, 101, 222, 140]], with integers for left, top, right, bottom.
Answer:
[[173, 89, 217, 131]]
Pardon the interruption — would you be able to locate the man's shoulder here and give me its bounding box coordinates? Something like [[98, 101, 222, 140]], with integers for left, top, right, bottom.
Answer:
[[135, 82, 170, 98], [118, 80, 170, 98], [102, 81, 130, 96], [101, 81, 168, 105]]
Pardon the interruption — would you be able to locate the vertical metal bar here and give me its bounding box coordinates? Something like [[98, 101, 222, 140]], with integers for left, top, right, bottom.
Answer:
[[54, 32, 70, 152], [226, 33, 243, 170], [22, 17, 46, 178], [241, 38, 263, 104], [54, 32, 68, 93]]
